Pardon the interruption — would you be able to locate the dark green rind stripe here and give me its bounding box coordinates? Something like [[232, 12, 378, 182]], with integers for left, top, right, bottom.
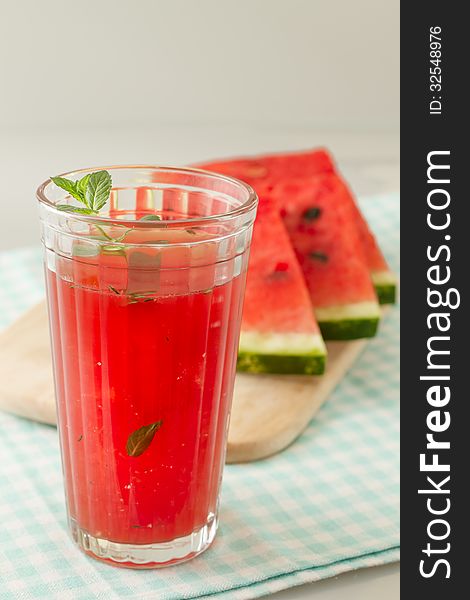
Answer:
[[375, 283, 397, 305], [319, 317, 380, 340], [237, 352, 326, 375]]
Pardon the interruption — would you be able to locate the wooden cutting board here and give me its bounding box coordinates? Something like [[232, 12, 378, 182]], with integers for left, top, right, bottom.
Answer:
[[0, 301, 371, 463]]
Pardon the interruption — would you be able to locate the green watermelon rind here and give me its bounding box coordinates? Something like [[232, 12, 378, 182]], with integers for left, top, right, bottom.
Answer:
[[318, 317, 380, 340], [238, 332, 326, 375], [371, 270, 397, 305], [375, 285, 396, 305], [237, 352, 326, 375], [315, 301, 381, 340]]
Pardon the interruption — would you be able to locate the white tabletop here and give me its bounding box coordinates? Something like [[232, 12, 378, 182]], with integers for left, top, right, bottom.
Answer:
[[0, 125, 399, 598]]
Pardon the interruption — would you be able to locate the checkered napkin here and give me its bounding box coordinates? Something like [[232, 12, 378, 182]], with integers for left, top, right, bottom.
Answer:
[[0, 194, 399, 600]]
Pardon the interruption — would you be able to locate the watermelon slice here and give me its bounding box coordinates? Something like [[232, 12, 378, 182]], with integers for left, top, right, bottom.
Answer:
[[263, 175, 380, 339], [198, 148, 396, 304], [342, 183, 396, 305], [238, 200, 326, 374]]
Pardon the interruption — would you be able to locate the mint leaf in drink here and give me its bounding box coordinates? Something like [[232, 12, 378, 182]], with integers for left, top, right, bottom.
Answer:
[[126, 421, 163, 457], [127, 291, 157, 303], [85, 170, 112, 212], [139, 215, 162, 221], [101, 244, 126, 255]]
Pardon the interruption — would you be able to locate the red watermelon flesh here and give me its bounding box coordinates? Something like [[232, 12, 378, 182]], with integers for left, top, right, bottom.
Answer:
[[198, 148, 396, 304], [262, 175, 380, 339], [199, 148, 334, 183], [256, 170, 396, 305], [238, 200, 326, 374], [333, 177, 396, 303]]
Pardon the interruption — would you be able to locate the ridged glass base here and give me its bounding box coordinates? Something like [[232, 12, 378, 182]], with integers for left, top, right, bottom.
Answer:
[[69, 514, 218, 569]]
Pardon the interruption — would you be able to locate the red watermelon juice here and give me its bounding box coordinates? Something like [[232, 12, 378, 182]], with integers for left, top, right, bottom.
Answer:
[[38, 166, 258, 568]]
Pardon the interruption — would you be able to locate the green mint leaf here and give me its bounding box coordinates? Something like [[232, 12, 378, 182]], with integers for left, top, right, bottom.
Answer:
[[51, 176, 85, 204], [85, 171, 112, 212], [51, 176, 76, 195], [139, 214, 161, 221], [126, 421, 163, 457], [56, 205, 95, 215], [76, 173, 91, 198]]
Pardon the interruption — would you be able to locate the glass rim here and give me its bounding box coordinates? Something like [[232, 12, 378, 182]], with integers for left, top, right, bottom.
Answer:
[[36, 164, 258, 228]]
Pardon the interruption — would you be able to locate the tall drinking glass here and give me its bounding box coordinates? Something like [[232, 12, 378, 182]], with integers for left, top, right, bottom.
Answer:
[[37, 166, 257, 568]]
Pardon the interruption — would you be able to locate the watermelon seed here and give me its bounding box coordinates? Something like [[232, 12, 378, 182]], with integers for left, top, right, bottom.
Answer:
[[302, 207, 321, 221], [309, 251, 328, 263]]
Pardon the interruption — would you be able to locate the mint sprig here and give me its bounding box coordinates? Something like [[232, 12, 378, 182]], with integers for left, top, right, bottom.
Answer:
[[52, 170, 112, 215], [85, 171, 112, 212]]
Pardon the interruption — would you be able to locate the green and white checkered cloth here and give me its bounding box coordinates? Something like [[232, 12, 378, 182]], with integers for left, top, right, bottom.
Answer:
[[0, 194, 399, 600]]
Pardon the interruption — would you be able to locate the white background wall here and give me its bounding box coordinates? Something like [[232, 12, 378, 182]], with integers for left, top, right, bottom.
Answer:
[[1, 0, 398, 132], [0, 0, 399, 248]]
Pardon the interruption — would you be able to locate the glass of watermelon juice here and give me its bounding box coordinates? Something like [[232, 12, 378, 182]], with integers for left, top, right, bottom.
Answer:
[[37, 166, 257, 568]]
